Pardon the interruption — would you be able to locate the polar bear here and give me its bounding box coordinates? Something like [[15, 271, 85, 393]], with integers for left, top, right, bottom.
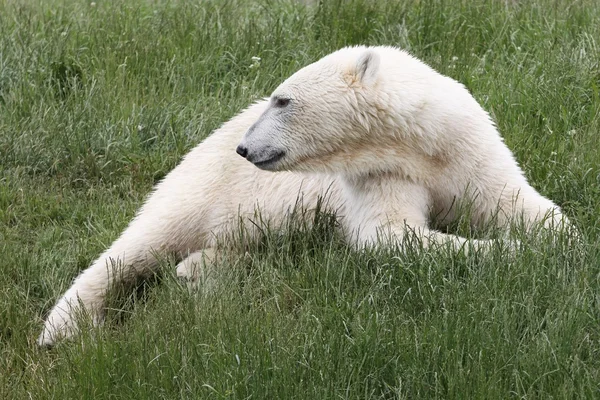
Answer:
[[39, 46, 569, 347]]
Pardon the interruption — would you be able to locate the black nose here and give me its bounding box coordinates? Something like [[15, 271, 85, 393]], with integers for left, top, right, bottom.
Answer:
[[236, 145, 248, 158]]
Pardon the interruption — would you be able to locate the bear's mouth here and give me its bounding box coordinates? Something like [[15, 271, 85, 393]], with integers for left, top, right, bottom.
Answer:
[[252, 151, 286, 169]]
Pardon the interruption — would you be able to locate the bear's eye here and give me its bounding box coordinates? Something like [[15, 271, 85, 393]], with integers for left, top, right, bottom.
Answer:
[[274, 97, 291, 108]]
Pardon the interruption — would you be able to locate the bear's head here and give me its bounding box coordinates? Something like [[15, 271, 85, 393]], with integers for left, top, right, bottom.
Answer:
[[237, 46, 396, 175]]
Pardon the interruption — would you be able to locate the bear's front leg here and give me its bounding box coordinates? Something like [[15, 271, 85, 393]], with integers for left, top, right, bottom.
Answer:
[[341, 176, 504, 254], [38, 225, 169, 346], [38, 181, 217, 346]]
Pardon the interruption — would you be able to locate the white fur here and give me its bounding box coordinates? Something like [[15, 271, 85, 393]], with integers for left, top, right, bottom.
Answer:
[[39, 46, 568, 346]]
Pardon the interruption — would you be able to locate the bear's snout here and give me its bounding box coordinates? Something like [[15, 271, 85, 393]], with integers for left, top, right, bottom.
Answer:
[[236, 140, 286, 170], [236, 144, 248, 158]]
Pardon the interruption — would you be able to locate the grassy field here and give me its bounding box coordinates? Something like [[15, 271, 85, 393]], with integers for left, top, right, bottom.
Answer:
[[1, 0, 600, 398]]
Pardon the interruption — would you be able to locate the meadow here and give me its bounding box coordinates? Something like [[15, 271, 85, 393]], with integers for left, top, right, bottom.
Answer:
[[1, 0, 600, 398]]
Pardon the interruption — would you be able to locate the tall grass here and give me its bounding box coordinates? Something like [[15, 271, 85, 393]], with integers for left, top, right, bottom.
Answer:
[[1, 0, 599, 398]]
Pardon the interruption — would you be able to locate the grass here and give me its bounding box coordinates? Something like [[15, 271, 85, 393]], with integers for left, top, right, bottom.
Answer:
[[1, 0, 600, 398]]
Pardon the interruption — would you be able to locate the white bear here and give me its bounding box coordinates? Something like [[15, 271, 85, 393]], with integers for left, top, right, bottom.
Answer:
[[38, 46, 569, 347]]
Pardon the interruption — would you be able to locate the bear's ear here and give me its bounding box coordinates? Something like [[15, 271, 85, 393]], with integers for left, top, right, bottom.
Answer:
[[355, 49, 380, 85]]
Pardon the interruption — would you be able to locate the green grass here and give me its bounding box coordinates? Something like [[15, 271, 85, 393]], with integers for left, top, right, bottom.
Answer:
[[1, 0, 600, 398]]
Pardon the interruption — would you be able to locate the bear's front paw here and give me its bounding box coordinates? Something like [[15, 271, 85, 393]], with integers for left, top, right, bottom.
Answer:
[[38, 303, 78, 347], [176, 249, 217, 290], [38, 296, 102, 347], [38, 314, 75, 347]]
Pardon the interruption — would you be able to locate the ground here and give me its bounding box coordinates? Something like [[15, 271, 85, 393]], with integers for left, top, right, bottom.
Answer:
[[1, 0, 600, 398]]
